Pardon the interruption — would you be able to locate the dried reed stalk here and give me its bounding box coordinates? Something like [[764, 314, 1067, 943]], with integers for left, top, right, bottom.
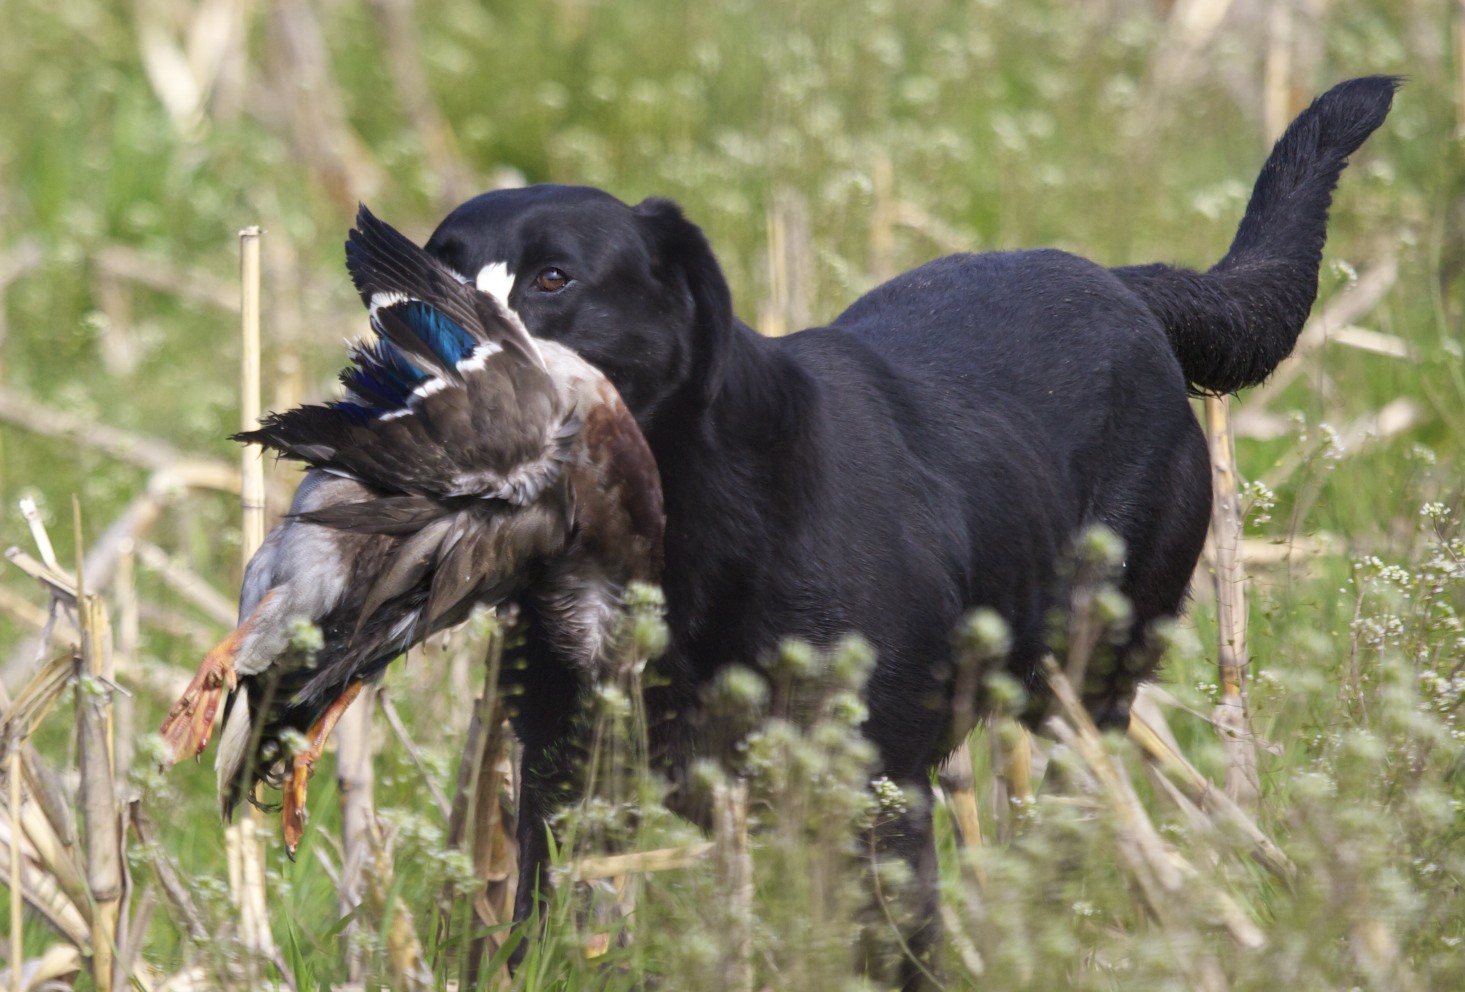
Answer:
[[1263, 0, 1296, 144], [227, 224, 277, 965], [17, 795, 89, 922], [336, 684, 376, 983], [436, 619, 517, 982], [566, 843, 717, 883], [9, 747, 21, 992], [20, 798, 88, 922], [0, 813, 89, 947], [869, 155, 897, 284], [761, 198, 789, 338], [19, 497, 58, 571], [0, 943, 82, 991], [360, 819, 431, 992], [467, 710, 516, 940], [713, 780, 753, 992], [239, 226, 265, 555], [1457, 1, 1465, 135], [113, 542, 138, 786], [4, 460, 247, 684], [1129, 686, 1294, 884], [0, 649, 89, 930], [1204, 395, 1260, 810], [0, 652, 75, 750], [936, 743, 985, 865], [1045, 659, 1264, 979], [988, 718, 1033, 842], [758, 188, 812, 338]]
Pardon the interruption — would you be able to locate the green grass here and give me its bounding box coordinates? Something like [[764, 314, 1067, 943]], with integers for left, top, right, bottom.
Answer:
[[2, 0, 1462, 988]]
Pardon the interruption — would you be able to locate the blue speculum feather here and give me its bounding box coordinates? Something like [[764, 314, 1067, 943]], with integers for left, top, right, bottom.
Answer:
[[334, 301, 476, 418], [398, 301, 477, 365]]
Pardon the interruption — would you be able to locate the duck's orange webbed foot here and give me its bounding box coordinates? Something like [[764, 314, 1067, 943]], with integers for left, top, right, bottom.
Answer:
[[159, 625, 247, 765], [281, 681, 366, 858]]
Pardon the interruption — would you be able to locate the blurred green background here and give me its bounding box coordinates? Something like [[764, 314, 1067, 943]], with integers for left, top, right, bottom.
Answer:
[[1, 0, 1461, 988]]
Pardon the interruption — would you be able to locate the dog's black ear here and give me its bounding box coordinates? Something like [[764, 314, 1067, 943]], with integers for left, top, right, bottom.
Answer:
[[633, 197, 734, 407]]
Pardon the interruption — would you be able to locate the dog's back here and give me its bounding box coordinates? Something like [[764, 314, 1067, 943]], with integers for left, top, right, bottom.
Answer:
[[821, 76, 1399, 723]]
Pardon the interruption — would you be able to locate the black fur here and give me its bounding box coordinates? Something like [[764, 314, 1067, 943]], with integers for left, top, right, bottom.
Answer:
[[423, 77, 1396, 982], [1116, 76, 1399, 394]]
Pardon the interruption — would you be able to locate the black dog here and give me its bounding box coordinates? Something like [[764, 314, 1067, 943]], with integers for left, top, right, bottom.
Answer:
[[423, 76, 1396, 978]]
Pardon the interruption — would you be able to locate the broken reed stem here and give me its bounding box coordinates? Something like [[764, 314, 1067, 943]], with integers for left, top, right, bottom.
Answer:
[[75, 501, 122, 992], [129, 805, 209, 944], [378, 691, 451, 819], [1204, 395, 1260, 810], [19, 496, 59, 571], [133, 540, 237, 628], [113, 542, 137, 785]]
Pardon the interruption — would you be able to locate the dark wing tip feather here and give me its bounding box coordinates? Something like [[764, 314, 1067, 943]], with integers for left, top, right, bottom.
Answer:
[[232, 406, 352, 467], [346, 203, 472, 314], [345, 203, 428, 301], [346, 203, 547, 372]]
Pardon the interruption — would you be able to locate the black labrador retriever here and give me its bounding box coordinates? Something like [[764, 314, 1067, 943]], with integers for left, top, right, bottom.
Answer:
[[422, 76, 1396, 977]]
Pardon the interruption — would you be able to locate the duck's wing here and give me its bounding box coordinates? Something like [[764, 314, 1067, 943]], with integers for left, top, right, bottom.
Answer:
[[238, 205, 571, 505]]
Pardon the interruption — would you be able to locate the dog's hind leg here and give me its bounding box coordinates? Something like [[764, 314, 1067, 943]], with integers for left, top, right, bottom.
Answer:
[[1084, 425, 1213, 726]]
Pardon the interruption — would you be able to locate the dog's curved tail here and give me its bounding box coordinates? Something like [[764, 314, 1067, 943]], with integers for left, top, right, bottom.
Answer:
[[1114, 76, 1398, 395]]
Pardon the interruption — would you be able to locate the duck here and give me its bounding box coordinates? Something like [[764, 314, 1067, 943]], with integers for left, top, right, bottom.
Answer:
[[160, 205, 664, 854]]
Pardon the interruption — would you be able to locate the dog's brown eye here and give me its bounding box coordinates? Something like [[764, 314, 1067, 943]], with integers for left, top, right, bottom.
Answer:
[[535, 268, 570, 292]]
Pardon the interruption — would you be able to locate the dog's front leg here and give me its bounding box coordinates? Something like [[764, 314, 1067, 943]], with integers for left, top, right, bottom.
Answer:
[[505, 729, 582, 969]]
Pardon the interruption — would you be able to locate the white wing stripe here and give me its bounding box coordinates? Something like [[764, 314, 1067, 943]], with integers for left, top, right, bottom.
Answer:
[[456, 341, 504, 373], [368, 290, 413, 319], [475, 262, 516, 306]]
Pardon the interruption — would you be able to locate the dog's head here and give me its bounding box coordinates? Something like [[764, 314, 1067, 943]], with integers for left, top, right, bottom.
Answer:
[[425, 185, 734, 427]]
